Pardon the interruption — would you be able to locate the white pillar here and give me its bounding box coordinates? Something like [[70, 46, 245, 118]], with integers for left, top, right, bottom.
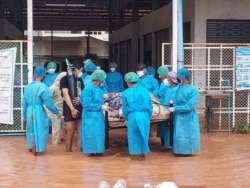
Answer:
[[177, 0, 184, 69], [172, 0, 178, 72], [27, 0, 33, 83]]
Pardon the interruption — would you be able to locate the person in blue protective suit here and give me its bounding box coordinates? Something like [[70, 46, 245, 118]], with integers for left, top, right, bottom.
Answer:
[[80, 69, 110, 156], [156, 66, 170, 105], [43, 61, 59, 87], [136, 63, 159, 97], [106, 62, 124, 93], [82, 59, 92, 80], [146, 66, 156, 77], [169, 68, 200, 156], [100, 79, 108, 93], [22, 66, 61, 156], [81, 61, 97, 87], [156, 65, 170, 145], [122, 72, 153, 160], [157, 70, 179, 149]]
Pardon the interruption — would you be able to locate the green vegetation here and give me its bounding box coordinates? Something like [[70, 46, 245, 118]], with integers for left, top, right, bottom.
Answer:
[[233, 123, 250, 134]]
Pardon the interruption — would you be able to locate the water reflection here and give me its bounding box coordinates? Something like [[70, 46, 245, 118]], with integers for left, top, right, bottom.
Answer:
[[1, 132, 250, 187]]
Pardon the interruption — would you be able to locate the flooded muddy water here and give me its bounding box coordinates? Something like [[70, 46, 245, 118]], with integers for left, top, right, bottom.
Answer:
[[0, 129, 250, 188]]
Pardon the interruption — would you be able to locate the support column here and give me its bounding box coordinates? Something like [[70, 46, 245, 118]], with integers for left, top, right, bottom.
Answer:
[[152, 32, 157, 67], [118, 10, 124, 28], [0, 1, 5, 39], [132, 0, 139, 70], [50, 28, 54, 60], [27, 0, 33, 83], [132, 0, 138, 22], [172, 0, 178, 72], [108, 0, 114, 33], [124, 40, 128, 74], [152, 0, 160, 11], [140, 35, 144, 65], [86, 31, 90, 56], [177, 0, 184, 69], [0, 1, 4, 18], [132, 23, 140, 70]]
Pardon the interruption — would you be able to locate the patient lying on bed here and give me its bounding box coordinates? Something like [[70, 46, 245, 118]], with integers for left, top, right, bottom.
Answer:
[[104, 92, 170, 123]]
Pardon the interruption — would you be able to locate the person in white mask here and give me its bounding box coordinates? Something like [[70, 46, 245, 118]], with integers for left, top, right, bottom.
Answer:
[[22, 66, 61, 156], [136, 63, 159, 97], [157, 65, 179, 150], [47, 72, 66, 145], [60, 59, 84, 152], [157, 65, 170, 104], [146, 66, 156, 77], [80, 70, 110, 156], [106, 62, 124, 93], [43, 61, 59, 87]]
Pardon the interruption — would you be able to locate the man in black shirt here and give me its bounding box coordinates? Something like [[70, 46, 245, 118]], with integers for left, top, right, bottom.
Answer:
[[60, 59, 84, 152]]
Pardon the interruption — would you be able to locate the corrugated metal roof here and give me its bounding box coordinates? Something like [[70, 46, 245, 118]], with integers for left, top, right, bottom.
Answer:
[[16, 0, 171, 31]]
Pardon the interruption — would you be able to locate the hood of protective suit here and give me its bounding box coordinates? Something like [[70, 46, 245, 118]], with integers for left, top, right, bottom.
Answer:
[[53, 72, 67, 87]]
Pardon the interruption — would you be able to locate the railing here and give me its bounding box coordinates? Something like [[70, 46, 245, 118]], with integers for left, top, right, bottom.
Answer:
[[162, 43, 250, 131]]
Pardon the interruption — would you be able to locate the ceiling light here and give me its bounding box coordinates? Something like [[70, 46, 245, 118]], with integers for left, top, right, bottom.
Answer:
[[45, 4, 86, 7]]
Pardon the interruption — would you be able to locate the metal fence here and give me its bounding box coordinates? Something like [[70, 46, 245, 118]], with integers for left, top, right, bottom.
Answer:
[[162, 43, 250, 131], [1, 42, 250, 133], [0, 40, 108, 134], [0, 41, 27, 133]]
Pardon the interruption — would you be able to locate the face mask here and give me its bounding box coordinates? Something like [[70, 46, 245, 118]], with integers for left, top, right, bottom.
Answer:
[[179, 79, 184, 84], [47, 68, 56, 74], [137, 71, 144, 77], [110, 68, 116, 72], [77, 72, 83, 78], [163, 79, 169, 86]]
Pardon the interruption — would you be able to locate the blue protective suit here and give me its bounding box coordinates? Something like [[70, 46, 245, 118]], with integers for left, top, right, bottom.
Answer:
[[157, 82, 169, 107], [122, 85, 153, 155], [137, 75, 159, 97], [173, 83, 200, 155], [106, 71, 124, 93], [157, 82, 177, 149], [43, 73, 59, 87], [100, 80, 108, 93], [156, 82, 169, 141], [82, 74, 92, 87], [22, 82, 59, 152], [83, 74, 108, 93], [81, 72, 87, 80], [80, 84, 105, 154]]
